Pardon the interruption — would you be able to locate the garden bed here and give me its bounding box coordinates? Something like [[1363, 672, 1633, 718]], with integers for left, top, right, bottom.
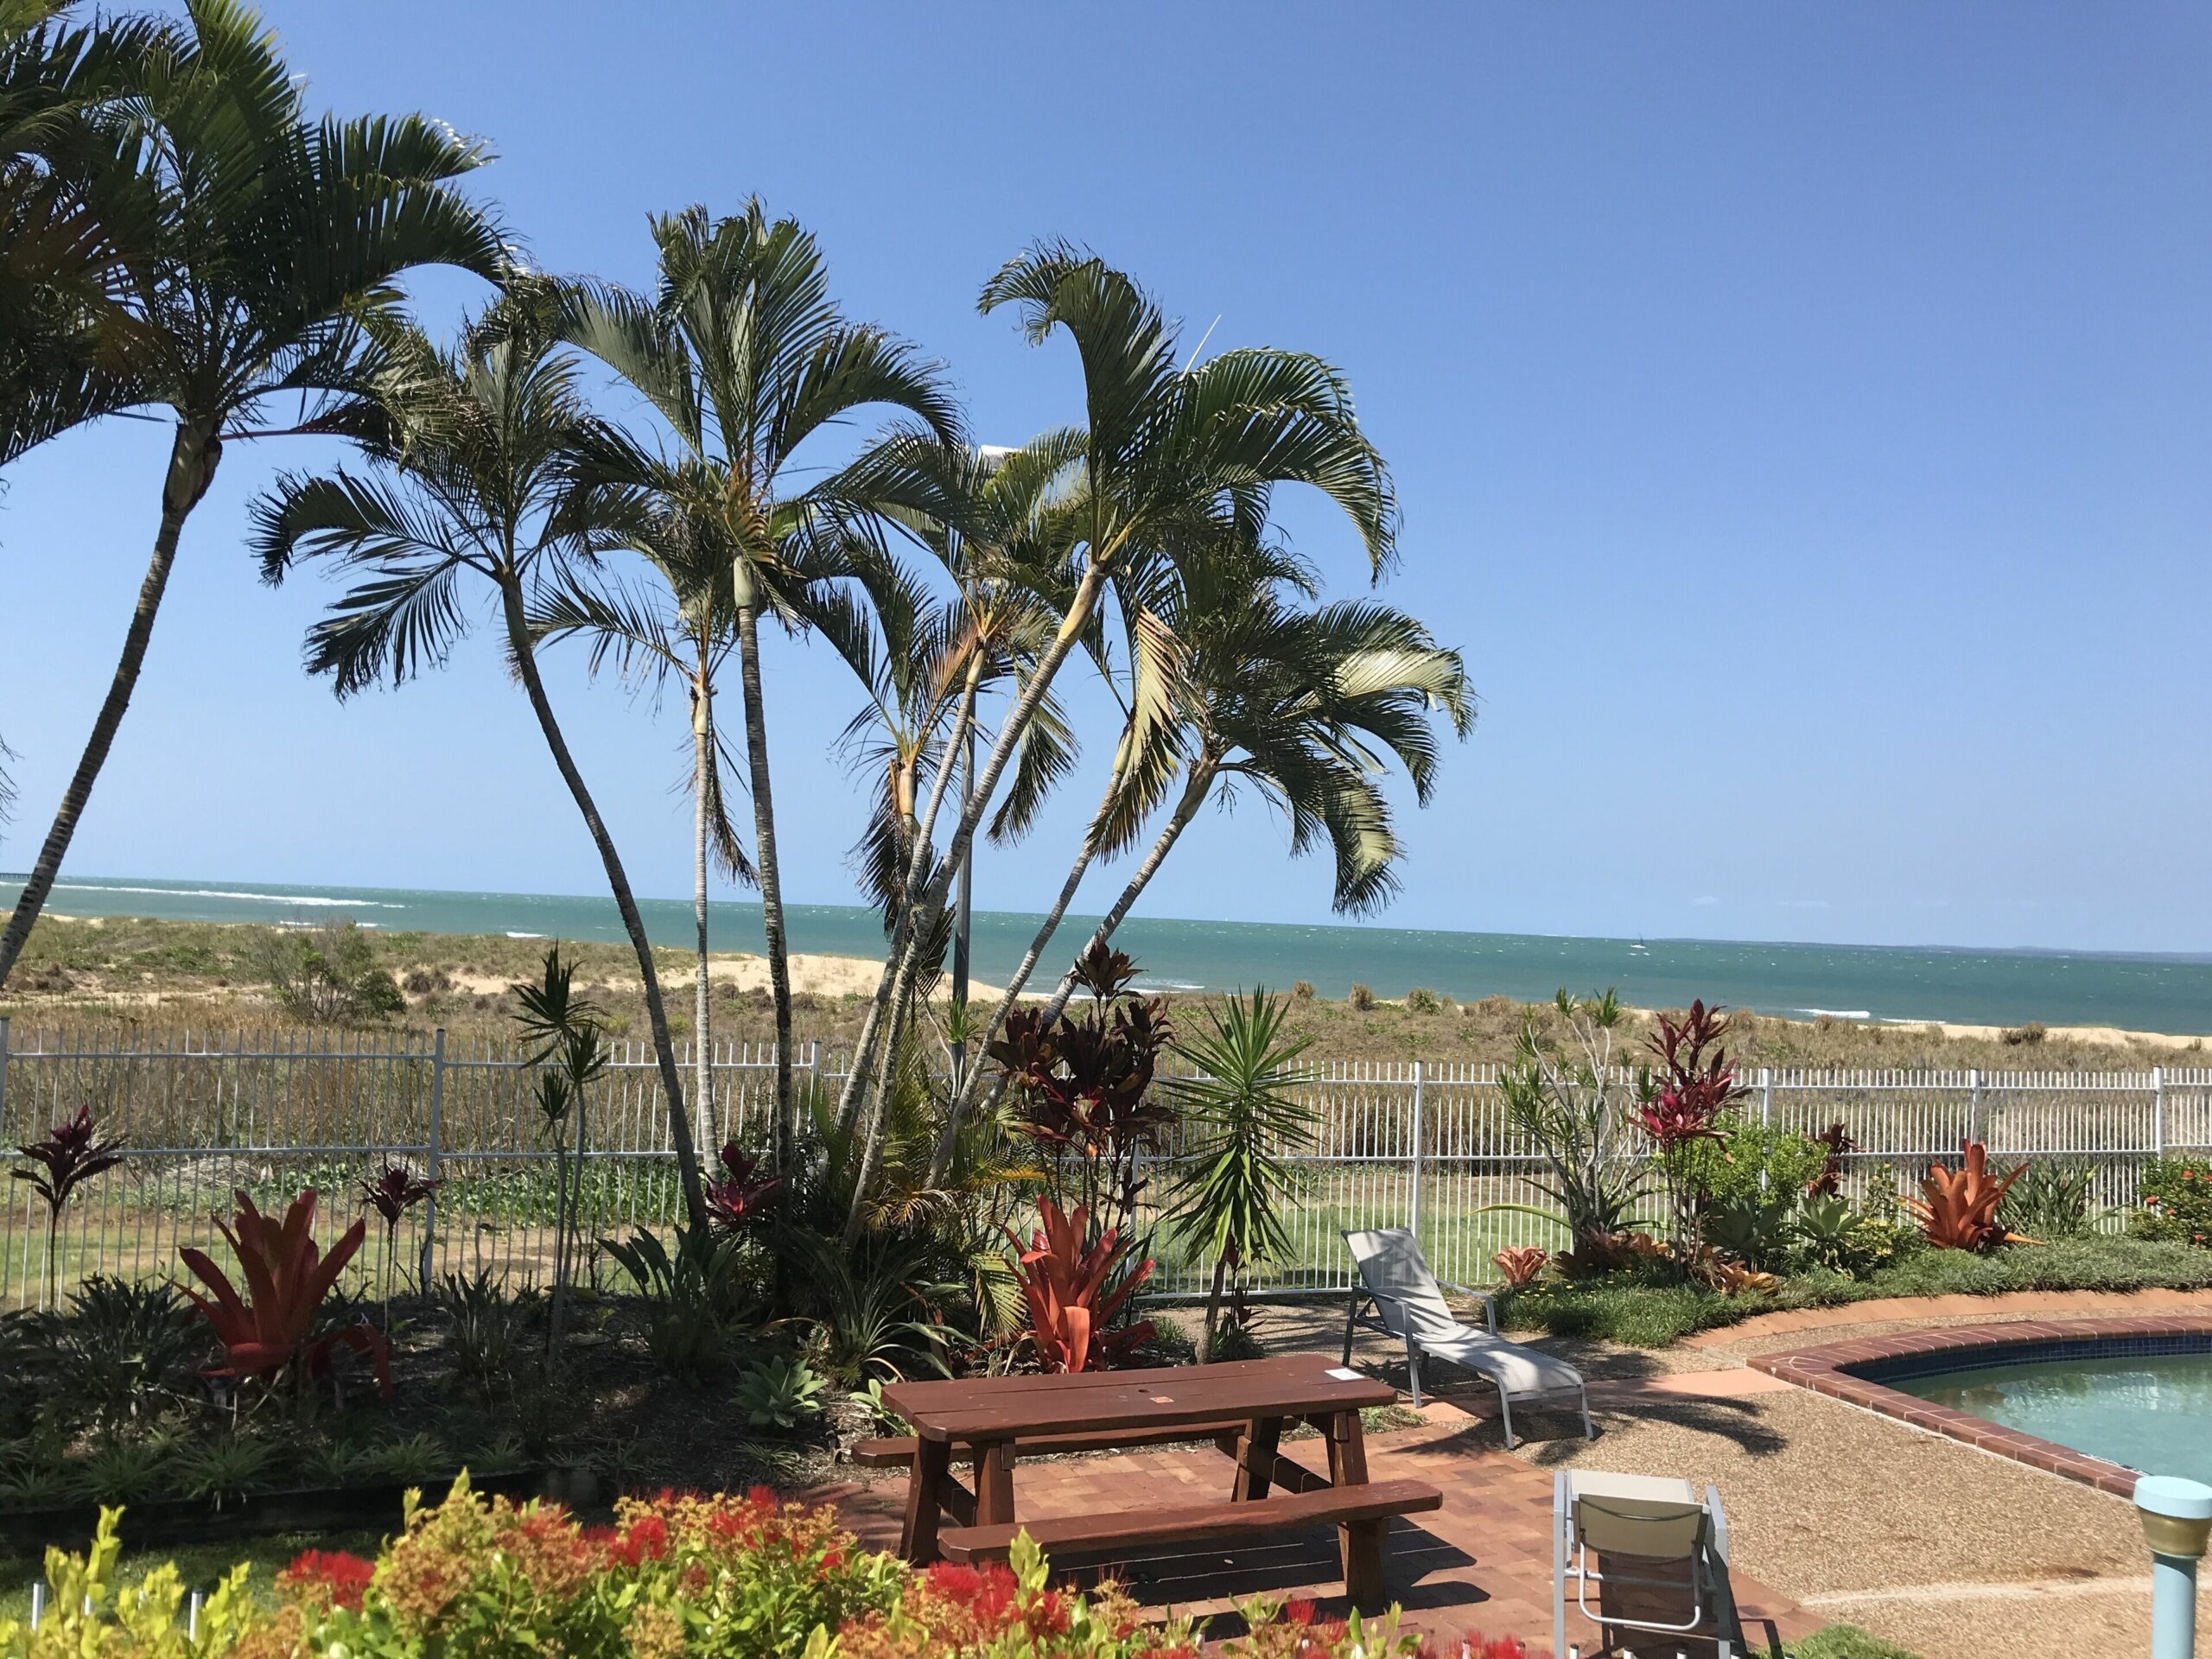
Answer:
[[1494, 1237, 2212, 1347]]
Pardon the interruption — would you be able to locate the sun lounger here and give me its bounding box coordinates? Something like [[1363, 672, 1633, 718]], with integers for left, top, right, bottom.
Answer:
[[1341, 1226, 1594, 1446]]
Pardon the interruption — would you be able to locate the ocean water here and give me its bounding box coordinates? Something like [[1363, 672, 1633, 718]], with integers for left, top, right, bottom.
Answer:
[[7, 871, 2212, 1034]]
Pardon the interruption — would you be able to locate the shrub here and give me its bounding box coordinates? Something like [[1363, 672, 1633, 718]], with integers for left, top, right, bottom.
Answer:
[[2139, 1155, 2212, 1247], [2000, 1021, 2048, 1046], [1347, 983, 1375, 1012], [1999, 1156, 2098, 1239], [1404, 987, 1440, 1014], [6, 1485, 1503, 1659], [1290, 980, 1315, 1001], [252, 919, 405, 1024]]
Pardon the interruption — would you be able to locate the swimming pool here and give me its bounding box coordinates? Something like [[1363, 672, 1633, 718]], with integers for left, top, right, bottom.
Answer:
[[1885, 1346, 2212, 1485], [1751, 1319, 2212, 1496]]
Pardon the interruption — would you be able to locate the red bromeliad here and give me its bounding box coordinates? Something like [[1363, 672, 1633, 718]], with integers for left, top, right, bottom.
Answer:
[[1490, 1246, 1549, 1287], [1001, 1197, 1154, 1373], [179, 1188, 391, 1398]]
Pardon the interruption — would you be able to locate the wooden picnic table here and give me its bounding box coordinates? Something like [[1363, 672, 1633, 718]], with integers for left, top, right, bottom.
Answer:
[[880, 1354, 1440, 1609]]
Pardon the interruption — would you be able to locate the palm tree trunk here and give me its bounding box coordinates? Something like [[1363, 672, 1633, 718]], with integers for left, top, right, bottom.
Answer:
[[732, 602, 795, 1171], [836, 561, 1110, 1134], [835, 667, 981, 1141], [1035, 754, 1219, 1029], [927, 769, 1119, 1185], [0, 423, 218, 990], [690, 676, 715, 1160], [496, 581, 708, 1231]]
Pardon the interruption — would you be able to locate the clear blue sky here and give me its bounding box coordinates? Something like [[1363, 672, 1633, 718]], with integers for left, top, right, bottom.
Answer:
[[4, 3, 2209, 954]]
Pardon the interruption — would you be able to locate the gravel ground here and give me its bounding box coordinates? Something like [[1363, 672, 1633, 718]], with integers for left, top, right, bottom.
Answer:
[[1198, 1297, 2210, 1659]]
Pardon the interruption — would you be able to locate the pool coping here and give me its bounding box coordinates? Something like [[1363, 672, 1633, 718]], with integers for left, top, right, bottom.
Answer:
[[1748, 1315, 2212, 1497]]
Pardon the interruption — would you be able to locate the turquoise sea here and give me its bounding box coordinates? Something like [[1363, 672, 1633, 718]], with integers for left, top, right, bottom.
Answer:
[[7, 872, 2212, 1034]]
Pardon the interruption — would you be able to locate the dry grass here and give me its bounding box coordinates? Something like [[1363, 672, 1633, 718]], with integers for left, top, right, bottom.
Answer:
[[3, 912, 2202, 1071]]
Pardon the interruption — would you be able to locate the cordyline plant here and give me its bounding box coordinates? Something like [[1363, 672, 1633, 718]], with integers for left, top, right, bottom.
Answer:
[[1639, 1000, 1747, 1262], [1808, 1120, 1857, 1197], [1910, 1139, 2030, 1252], [12, 1105, 124, 1306], [357, 1160, 436, 1336], [1001, 1197, 1154, 1374], [705, 1141, 781, 1233], [179, 1189, 390, 1404], [988, 944, 1173, 1248]]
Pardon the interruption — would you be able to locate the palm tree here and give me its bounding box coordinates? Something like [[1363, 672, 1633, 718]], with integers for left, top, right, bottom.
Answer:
[[558, 202, 963, 1168], [251, 302, 712, 1231], [1033, 588, 1473, 1033], [0, 0, 159, 466], [531, 496, 756, 1156], [0, 0, 505, 992], [837, 245, 1400, 1175]]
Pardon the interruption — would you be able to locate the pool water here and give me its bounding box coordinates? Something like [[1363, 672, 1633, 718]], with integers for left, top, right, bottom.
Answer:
[[1889, 1351, 2212, 1484]]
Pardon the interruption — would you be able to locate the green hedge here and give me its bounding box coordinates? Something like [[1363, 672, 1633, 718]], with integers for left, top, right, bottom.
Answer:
[[1497, 1237, 2212, 1348]]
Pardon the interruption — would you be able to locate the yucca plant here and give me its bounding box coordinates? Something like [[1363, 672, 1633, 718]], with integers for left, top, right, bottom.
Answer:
[[1164, 988, 1316, 1361], [509, 945, 607, 1352]]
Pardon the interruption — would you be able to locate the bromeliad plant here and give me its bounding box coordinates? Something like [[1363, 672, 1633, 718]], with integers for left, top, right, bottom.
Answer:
[[1001, 1197, 1154, 1374], [179, 1189, 391, 1403], [1638, 1000, 1746, 1263], [1909, 1140, 2028, 1252], [12, 1104, 124, 1306]]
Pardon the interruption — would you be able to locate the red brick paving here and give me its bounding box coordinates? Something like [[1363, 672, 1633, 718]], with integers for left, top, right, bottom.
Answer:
[[806, 1408, 1821, 1655], [1750, 1315, 2212, 1498]]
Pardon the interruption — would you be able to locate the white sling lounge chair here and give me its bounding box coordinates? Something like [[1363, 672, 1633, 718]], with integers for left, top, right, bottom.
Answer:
[[1341, 1227, 1594, 1446], [1553, 1469, 1734, 1659]]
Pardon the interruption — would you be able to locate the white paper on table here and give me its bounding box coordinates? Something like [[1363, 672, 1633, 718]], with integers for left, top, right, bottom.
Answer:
[[1325, 1367, 1363, 1381]]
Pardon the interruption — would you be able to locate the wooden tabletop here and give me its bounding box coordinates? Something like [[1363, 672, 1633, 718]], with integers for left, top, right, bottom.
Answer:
[[883, 1354, 1396, 1443]]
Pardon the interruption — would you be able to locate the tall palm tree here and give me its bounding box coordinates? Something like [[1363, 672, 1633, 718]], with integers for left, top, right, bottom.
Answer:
[[935, 542, 1470, 1166], [251, 303, 712, 1232], [558, 203, 963, 1167], [530, 496, 757, 1152], [0, 0, 160, 466], [1035, 589, 1472, 1031], [0, 0, 505, 991], [838, 245, 1399, 1173]]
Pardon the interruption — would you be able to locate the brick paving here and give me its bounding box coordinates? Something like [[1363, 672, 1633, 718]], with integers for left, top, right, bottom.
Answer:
[[1751, 1314, 2212, 1497], [807, 1404, 1821, 1654]]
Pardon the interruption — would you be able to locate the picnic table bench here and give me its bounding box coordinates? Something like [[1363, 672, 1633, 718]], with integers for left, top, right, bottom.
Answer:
[[880, 1354, 1442, 1610]]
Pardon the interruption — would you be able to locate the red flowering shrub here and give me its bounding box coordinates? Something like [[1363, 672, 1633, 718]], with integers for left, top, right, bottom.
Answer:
[[16, 1488, 1548, 1659], [2139, 1156, 2212, 1247], [276, 1549, 376, 1612]]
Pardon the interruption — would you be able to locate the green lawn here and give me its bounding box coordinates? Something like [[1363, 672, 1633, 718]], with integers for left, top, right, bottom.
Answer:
[[1785, 1624, 1923, 1659], [0, 1528, 388, 1623]]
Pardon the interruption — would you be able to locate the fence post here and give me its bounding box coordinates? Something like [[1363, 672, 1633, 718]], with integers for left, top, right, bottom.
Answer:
[[1967, 1069, 1983, 1145], [2153, 1066, 2166, 1160], [1758, 1066, 1772, 1128], [1408, 1059, 1427, 1242], [418, 1028, 445, 1289], [0, 1014, 10, 1140]]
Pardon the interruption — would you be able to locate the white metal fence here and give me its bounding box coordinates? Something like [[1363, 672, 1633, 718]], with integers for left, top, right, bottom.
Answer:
[[5, 1017, 2209, 1309]]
